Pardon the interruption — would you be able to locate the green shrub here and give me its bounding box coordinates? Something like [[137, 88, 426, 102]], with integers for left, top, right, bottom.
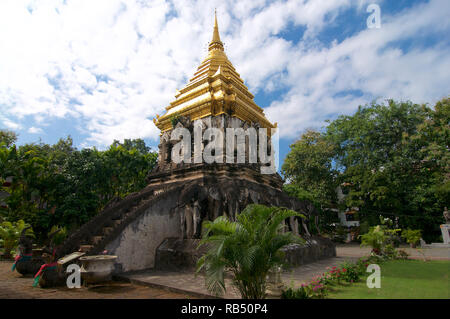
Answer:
[[0, 220, 33, 258], [397, 249, 409, 260], [359, 220, 370, 235], [170, 114, 180, 127], [333, 225, 349, 243], [309, 283, 327, 299], [281, 286, 311, 299], [359, 225, 385, 252], [401, 229, 422, 246], [383, 244, 398, 259], [283, 260, 370, 299], [318, 271, 336, 286], [359, 224, 401, 256], [356, 258, 370, 274], [338, 261, 361, 283], [282, 280, 328, 299], [48, 226, 67, 246]]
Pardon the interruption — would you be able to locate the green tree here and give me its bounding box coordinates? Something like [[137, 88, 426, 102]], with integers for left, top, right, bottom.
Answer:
[[0, 136, 158, 242], [282, 129, 337, 209], [197, 204, 304, 299], [282, 98, 449, 241], [112, 138, 151, 154], [408, 98, 450, 217], [0, 130, 17, 147], [325, 99, 449, 241]]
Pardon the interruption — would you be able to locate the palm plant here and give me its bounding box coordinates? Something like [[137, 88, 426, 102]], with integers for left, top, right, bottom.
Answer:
[[197, 204, 305, 299]]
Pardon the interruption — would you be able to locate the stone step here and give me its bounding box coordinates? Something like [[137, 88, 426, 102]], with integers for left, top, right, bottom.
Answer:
[[79, 245, 93, 253], [126, 204, 138, 212], [103, 220, 114, 227], [91, 236, 103, 245], [103, 227, 113, 236]]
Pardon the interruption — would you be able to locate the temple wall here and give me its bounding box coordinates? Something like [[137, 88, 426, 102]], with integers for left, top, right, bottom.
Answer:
[[105, 194, 181, 273]]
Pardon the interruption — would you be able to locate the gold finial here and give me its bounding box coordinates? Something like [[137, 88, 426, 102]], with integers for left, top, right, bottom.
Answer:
[[209, 9, 223, 51], [212, 9, 220, 42]]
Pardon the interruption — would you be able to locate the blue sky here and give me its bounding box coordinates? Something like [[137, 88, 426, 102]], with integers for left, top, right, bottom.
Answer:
[[0, 0, 449, 170]]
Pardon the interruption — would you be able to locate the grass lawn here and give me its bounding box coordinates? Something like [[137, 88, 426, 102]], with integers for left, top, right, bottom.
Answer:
[[327, 259, 449, 299]]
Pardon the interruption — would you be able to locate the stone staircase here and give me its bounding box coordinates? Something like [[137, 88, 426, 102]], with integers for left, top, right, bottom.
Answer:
[[60, 185, 177, 257]]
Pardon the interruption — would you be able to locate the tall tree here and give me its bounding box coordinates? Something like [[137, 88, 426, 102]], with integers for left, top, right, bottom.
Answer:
[[0, 130, 17, 147], [0, 137, 158, 241], [325, 99, 449, 241], [282, 129, 337, 209], [282, 98, 449, 241]]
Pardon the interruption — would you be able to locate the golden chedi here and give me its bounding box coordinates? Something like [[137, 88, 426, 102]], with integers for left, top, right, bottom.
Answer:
[[153, 12, 277, 134]]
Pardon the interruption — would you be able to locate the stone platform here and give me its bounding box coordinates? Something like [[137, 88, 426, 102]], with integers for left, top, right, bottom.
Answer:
[[154, 236, 337, 272], [118, 257, 356, 299]]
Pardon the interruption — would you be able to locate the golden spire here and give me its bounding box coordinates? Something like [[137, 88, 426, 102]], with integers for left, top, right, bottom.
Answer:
[[153, 9, 275, 134], [209, 9, 224, 51]]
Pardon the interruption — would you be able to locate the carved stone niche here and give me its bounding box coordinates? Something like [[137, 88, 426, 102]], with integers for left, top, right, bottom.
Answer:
[[180, 200, 202, 239], [158, 132, 172, 167]]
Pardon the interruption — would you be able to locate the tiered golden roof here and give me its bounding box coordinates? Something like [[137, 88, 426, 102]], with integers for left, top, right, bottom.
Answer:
[[153, 11, 276, 133]]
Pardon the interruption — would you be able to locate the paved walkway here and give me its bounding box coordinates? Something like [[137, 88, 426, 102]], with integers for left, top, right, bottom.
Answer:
[[0, 261, 196, 299], [120, 256, 359, 299], [336, 244, 450, 260], [2, 244, 447, 299]]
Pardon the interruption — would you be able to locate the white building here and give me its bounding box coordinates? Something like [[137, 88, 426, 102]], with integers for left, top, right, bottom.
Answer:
[[336, 184, 360, 227]]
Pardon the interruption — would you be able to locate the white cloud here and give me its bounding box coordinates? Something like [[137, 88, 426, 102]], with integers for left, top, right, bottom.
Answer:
[[28, 126, 43, 134], [266, 0, 450, 138], [0, 115, 22, 130], [0, 0, 448, 146]]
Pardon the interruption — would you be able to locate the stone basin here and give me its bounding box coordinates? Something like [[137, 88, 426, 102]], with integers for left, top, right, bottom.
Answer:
[[79, 255, 117, 284]]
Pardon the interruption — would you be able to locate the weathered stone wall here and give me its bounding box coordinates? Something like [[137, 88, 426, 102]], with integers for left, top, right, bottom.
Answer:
[[155, 237, 336, 272], [98, 175, 320, 273], [154, 238, 209, 271], [281, 236, 336, 266], [104, 194, 181, 273]]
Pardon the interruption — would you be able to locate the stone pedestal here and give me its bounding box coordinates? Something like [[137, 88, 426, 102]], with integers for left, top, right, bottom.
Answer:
[[422, 224, 450, 248], [440, 224, 450, 244]]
